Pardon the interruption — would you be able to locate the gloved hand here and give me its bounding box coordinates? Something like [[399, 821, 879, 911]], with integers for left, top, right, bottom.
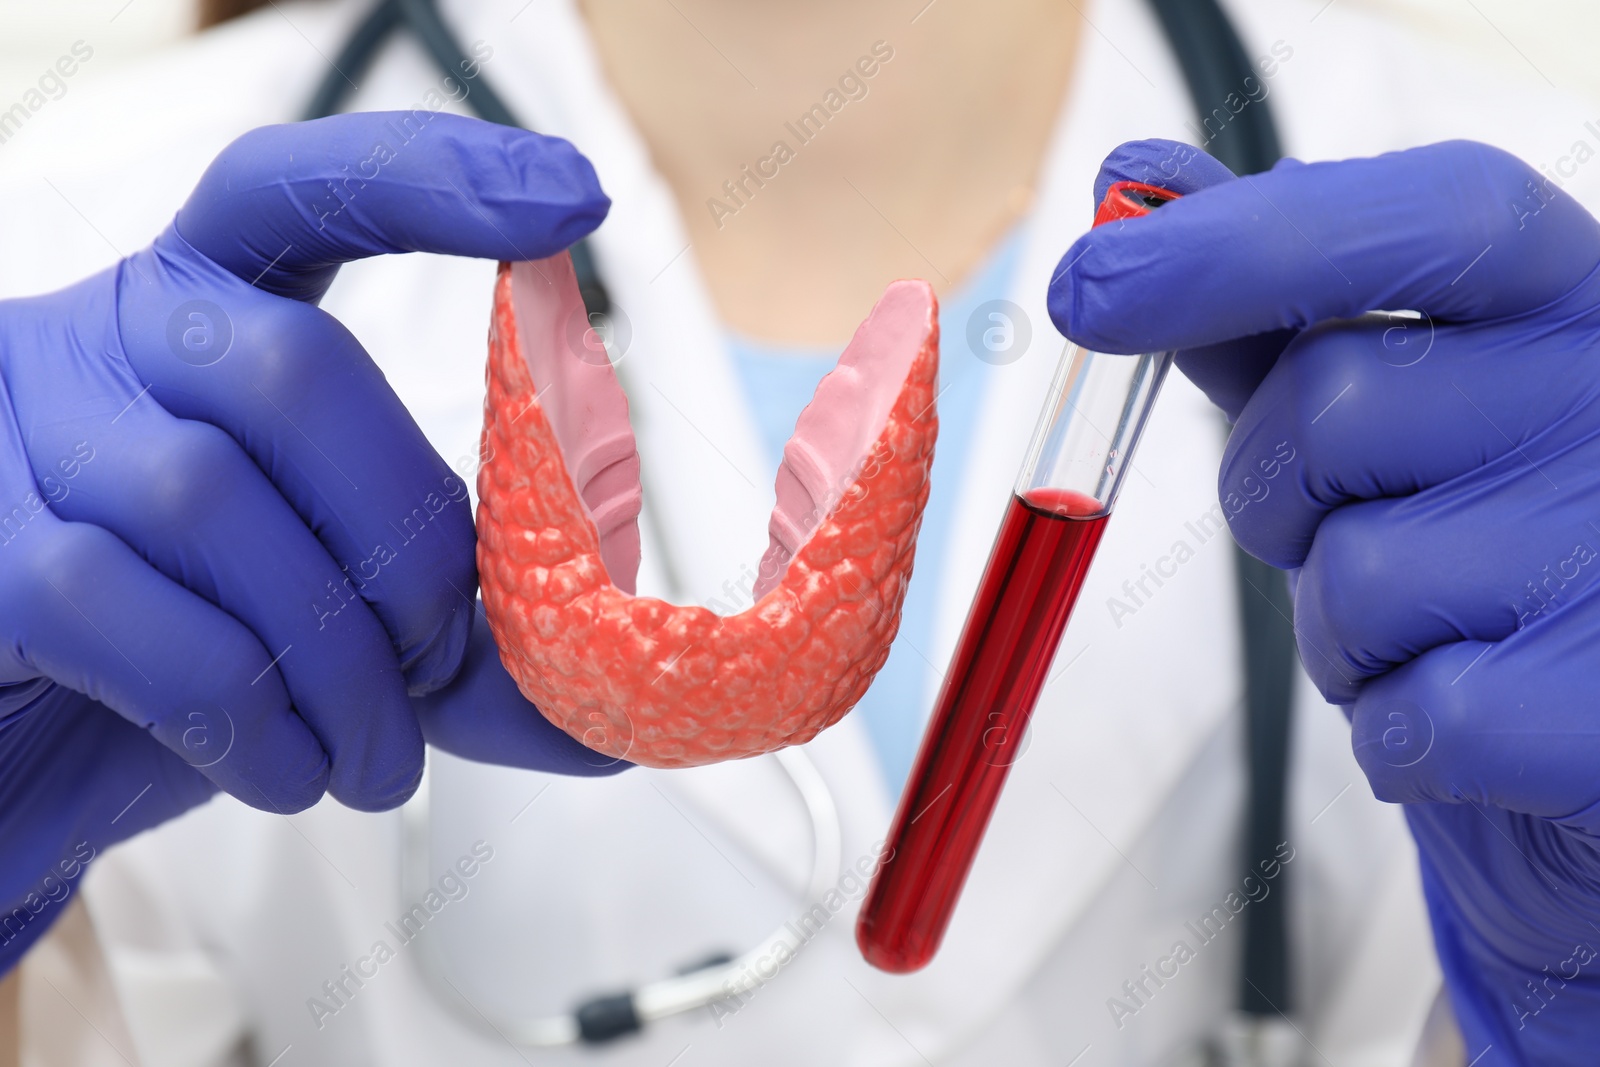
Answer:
[[0, 113, 624, 972], [1050, 138, 1600, 1063]]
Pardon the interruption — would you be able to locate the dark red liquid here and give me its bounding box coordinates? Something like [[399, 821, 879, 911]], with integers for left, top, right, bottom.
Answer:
[[856, 487, 1108, 973]]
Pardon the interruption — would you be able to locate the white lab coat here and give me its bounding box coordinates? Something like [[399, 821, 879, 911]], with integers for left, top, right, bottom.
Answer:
[[3, 1, 1596, 1064]]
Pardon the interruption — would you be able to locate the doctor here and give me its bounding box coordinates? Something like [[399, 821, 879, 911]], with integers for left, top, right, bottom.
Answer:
[[1, 0, 1596, 1064]]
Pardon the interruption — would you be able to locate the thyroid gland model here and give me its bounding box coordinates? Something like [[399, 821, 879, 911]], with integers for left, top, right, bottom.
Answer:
[[476, 253, 938, 768]]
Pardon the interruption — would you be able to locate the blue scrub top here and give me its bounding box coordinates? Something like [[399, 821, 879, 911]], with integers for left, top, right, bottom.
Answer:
[[726, 232, 1025, 789]]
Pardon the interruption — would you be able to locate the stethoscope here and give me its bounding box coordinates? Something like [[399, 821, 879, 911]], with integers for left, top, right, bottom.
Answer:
[[305, 0, 1292, 1049]]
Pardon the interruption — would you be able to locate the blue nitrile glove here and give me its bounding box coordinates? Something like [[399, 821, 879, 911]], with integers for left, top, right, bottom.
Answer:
[[411, 598, 634, 775], [0, 113, 624, 973], [1051, 138, 1600, 1063]]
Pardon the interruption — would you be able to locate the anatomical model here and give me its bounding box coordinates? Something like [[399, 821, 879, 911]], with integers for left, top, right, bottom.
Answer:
[[476, 253, 940, 768]]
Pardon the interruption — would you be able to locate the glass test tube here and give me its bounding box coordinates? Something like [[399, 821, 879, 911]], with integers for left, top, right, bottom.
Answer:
[[856, 182, 1180, 973]]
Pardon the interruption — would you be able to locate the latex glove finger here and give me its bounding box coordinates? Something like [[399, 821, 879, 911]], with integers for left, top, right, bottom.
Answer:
[[1350, 594, 1600, 838], [174, 113, 609, 303], [1051, 140, 1600, 354], [41, 398, 425, 810], [1087, 138, 1238, 209], [0, 518, 330, 812], [115, 248, 474, 694], [412, 603, 632, 776], [1074, 138, 1297, 421], [1295, 454, 1600, 703], [1218, 304, 1600, 569]]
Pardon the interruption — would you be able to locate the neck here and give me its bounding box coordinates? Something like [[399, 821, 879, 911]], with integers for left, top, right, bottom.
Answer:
[[580, 0, 1082, 344]]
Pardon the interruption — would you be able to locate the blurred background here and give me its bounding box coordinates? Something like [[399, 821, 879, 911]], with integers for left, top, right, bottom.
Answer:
[[3, 0, 1600, 105], [2, 3, 1598, 1066]]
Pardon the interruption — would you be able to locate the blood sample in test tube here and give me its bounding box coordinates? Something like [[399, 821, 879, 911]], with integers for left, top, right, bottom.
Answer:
[[856, 180, 1182, 974]]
